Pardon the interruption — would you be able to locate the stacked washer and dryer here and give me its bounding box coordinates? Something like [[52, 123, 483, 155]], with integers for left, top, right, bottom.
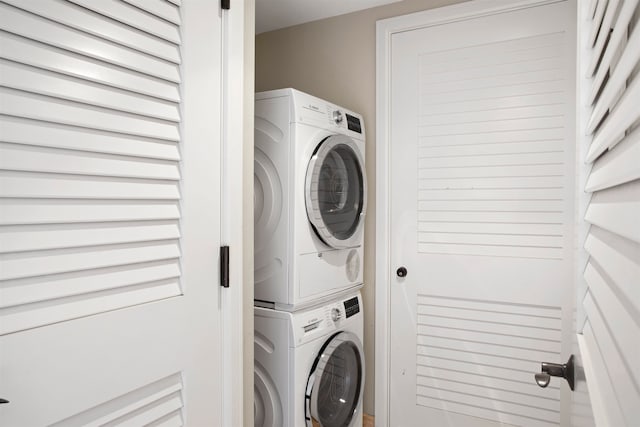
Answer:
[[253, 89, 367, 427]]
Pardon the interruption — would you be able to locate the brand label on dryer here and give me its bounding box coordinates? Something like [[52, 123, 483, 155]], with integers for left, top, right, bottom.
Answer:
[[302, 103, 322, 113]]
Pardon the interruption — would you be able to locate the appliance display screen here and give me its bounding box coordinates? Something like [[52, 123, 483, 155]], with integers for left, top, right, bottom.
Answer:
[[344, 297, 360, 318], [346, 114, 362, 133]]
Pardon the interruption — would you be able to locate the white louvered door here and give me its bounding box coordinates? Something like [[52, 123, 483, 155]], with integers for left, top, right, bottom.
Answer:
[[576, 0, 640, 425], [0, 0, 227, 424], [388, 2, 578, 426]]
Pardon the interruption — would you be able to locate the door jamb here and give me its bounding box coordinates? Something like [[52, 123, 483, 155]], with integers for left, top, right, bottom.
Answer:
[[374, 1, 563, 424], [220, 2, 250, 425]]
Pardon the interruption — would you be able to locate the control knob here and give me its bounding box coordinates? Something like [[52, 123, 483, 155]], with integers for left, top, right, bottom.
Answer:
[[332, 110, 343, 125], [331, 307, 342, 322]]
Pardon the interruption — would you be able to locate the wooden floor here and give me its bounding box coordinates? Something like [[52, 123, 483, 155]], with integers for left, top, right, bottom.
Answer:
[[313, 414, 373, 426]]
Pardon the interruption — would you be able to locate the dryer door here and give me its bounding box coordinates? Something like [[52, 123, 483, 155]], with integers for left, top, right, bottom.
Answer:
[[305, 331, 365, 427], [305, 135, 366, 249]]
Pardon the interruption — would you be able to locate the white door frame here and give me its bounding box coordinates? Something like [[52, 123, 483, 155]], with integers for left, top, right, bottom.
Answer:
[[374, 1, 564, 424], [219, 1, 249, 425]]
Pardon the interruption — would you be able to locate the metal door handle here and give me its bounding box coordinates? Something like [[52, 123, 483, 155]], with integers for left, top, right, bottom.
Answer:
[[535, 372, 551, 388], [534, 354, 575, 390], [0, 398, 9, 404]]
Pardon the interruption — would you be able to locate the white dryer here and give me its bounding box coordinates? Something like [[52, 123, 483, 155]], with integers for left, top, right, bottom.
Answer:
[[254, 88, 367, 309], [254, 291, 365, 427]]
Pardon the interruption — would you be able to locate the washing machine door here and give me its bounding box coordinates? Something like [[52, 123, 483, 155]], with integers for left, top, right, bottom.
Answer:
[[254, 362, 283, 427], [305, 134, 366, 249], [305, 331, 365, 427]]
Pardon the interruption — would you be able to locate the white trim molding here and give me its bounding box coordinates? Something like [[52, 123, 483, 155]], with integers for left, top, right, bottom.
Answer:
[[375, 1, 567, 424], [221, 1, 249, 426]]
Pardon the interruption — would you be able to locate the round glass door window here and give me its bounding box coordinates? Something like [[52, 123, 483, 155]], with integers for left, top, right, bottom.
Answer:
[[305, 332, 364, 427], [305, 135, 366, 249]]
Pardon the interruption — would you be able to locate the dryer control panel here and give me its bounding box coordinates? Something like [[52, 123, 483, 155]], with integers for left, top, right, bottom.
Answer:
[[288, 89, 365, 140]]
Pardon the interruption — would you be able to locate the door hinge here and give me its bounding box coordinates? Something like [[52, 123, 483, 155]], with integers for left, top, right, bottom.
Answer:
[[221, 0, 230, 10], [220, 245, 229, 288]]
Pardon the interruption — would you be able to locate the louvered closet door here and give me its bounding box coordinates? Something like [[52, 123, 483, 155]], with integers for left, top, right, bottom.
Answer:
[[576, 0, 640, 425], [0, 1, 224, 424], [388, 2, 578, 426]]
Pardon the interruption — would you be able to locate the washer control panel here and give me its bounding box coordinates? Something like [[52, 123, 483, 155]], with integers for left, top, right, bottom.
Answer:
[[291, 292, 362, 345]]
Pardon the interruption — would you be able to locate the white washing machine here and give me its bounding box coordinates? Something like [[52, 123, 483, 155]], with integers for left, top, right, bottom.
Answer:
[[254, 291, 365, 427], [254, 88, 367, 309]]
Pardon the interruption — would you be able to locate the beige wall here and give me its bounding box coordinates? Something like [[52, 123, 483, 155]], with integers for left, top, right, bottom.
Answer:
[[255, 0, 468, 414]]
